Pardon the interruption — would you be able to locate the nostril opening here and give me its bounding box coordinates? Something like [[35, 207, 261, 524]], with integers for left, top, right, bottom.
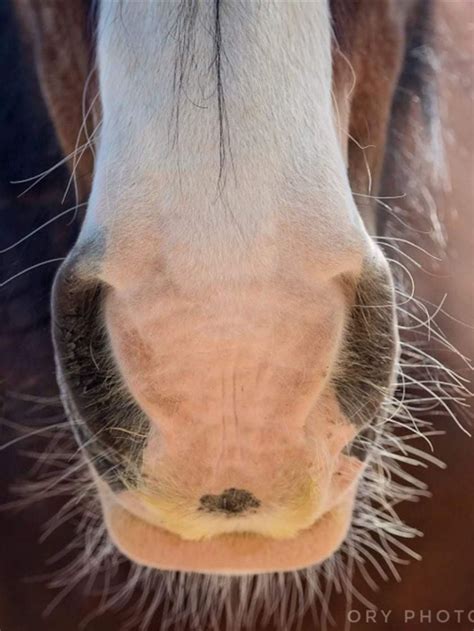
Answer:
[[51, 261, 149, 491], [199, 488, 261, 515]]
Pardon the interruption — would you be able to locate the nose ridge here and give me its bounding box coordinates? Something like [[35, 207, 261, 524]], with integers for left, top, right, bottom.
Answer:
[[198, 488, 261, 516]]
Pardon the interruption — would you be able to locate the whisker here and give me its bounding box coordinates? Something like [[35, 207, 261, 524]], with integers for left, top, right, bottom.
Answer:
[[0, 203, 87, 254], [0, 258, 66, 288]]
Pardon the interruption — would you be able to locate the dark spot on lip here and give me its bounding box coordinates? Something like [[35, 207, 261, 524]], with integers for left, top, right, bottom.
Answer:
[[199, 488, 260, 516]]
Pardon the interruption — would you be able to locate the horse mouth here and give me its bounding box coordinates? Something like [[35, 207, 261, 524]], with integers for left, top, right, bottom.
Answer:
[[99, 483, 357, 575]]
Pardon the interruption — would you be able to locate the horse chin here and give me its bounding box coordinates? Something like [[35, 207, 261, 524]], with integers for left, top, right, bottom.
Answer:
[[99, 488, 356, 576]]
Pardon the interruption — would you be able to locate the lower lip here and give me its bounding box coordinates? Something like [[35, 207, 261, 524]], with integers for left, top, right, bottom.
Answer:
[[101, 491, 356, 575]]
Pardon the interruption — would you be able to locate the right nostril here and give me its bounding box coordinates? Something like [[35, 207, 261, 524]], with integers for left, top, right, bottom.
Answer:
[[199, 488, 261, 516]]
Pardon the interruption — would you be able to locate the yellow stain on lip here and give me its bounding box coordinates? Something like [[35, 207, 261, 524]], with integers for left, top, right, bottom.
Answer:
[[131, 476, 320, 542]]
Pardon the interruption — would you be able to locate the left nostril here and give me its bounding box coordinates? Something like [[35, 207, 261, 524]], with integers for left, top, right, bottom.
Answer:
[[199, 488, 261, 515], [51, 259, 149, 491]]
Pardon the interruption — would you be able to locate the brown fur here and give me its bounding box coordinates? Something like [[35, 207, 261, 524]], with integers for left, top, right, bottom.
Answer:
[[13, 0, 97, 201], [331, 0, 417, 221]]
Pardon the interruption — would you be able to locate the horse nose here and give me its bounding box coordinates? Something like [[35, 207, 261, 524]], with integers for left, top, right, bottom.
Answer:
[[199, 488, 261, 515]]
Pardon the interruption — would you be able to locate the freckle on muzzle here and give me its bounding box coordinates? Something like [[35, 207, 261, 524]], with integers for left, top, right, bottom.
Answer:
[[199, 488, 261, 515]]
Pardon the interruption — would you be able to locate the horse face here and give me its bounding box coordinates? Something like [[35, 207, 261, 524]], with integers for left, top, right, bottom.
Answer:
[[26, 0, 412, 573]]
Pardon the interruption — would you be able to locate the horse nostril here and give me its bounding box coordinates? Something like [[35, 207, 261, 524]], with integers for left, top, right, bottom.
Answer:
[[51, 259, 149, 491], [199, 488, 261, 515]]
